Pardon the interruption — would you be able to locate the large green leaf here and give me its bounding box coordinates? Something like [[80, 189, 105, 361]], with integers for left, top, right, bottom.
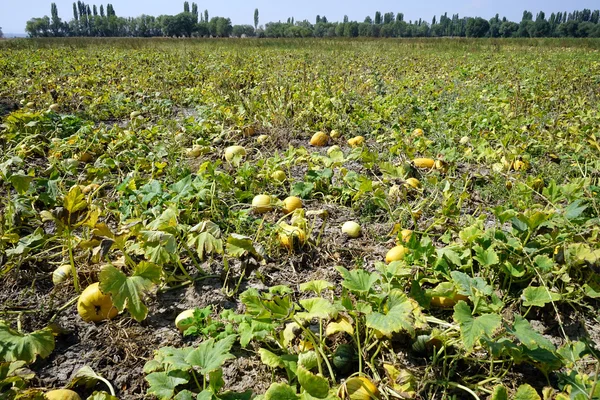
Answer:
[[521, 286, 562, 307], [185, 335, 236, 375], [264, 383, 299, 400], [299, 280, 334, 296], [145, 370, 189, 400], [489, 385, 508, 400], [0, 322, 55, 363], [365, 290, 423, 337], [336, 266, 379, 295], [297, 365, 329, 399], [258, 348, 284, 369], [226, 234, 262, 259], [63, 185, 87, 214], [99, 262, 161, 322], [513, 384, 541, 400], [297, 298, 339, 321], [453, 301, 501, 351], [509, 315, 555, 351], [9, 174, 33, 195]]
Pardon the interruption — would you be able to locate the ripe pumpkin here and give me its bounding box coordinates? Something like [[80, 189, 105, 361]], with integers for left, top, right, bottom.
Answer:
[[45, 389, 81, 400], [413, 158, 435, 169], [256, 134, 269, 144], [338, 376, 380, 400], [77, 282, 118, 323], [282, 196, 303, 214], [175, 309, 195, 332], [330, 129, 341, 139], [252, 195, 273, 213], [278, 222, 306, 250], [52, 264, 72, 285], [130, 111, 141, 119], [412, 128, 424, 137], [271, 170, 286, 182], [342, 221, 361, 238], [385, 245, 409, 263], [404, 178, 421, 189], [310, 131, 329, 147], [347, 136, 365, 148], [224, 146, 246, 163]]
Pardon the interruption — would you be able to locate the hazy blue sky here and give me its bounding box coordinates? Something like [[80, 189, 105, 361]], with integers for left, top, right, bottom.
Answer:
[[2, 0, 599, 34]]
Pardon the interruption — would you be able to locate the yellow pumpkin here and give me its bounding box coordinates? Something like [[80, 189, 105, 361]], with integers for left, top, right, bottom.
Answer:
[[412, 128, 424, 137], [52, 264, 72, 285], [175, 309, 195, 332], [413, 158, 435, 169], [338, 376, 380, 400], [271, 170, 286, 182], [49, 103, 60, 112], [252, 195, 273, 213], [45, 389, 81, 400], [77, 282, 118, 323], [256, 134, 269, 144], [342, 221, 361, 238], [347, 136, 365, 148], [385, 245, 409, 264], [330, 129, 341, 139], [282, 196, 303, 214], [404, 178, 421, 189], [224, 146, 246, 163], [278, 223, 306, 250], [310, 131, 329, 147]]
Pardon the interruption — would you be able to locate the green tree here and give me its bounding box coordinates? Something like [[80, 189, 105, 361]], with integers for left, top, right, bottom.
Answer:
[[465, 17, 489, 37], [232, 24, 255, 37], [532, 11, 550, 37], [183, 1, 189, 13], [374, 11, 381, 24], [0, 26, 3, 38], [100, 4, 104, 18], [254, 8, 259, 30], [204, 10, 209, 24], [26, 16, 51, 37], [499, 21, 519, 37], [50, 3, 62, 36], [208, 16, 232, 37], [175, 12, 195, 37], [191, 3, 198, 22]]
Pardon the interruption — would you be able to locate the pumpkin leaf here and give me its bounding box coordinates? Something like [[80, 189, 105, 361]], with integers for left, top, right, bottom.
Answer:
[[145, 370, 189, 400], [297, 365, 329, 399], [453, 301, 501, 351], [185, 335, 236, 375], [0, 322, 55, 364], [264, 383, 299, 400], [365, 290, 423, 337], [99, 262, 161, 322]]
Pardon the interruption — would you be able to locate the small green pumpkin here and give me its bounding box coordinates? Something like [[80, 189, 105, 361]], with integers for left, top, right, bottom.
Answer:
[[333, 343, 355, 372]]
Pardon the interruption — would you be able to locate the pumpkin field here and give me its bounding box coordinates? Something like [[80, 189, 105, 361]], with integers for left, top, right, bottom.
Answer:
[[0, 38, 599, 400]]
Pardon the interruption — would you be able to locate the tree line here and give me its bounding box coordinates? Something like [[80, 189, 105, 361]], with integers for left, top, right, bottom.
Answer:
[[25, 3, 600, 38]]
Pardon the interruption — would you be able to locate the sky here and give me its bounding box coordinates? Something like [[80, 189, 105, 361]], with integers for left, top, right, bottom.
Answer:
[[2, 0, 600, 34]]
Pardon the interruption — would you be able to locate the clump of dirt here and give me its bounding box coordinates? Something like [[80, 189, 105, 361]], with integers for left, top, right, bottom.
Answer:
[[0, 97, 19, 117]]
